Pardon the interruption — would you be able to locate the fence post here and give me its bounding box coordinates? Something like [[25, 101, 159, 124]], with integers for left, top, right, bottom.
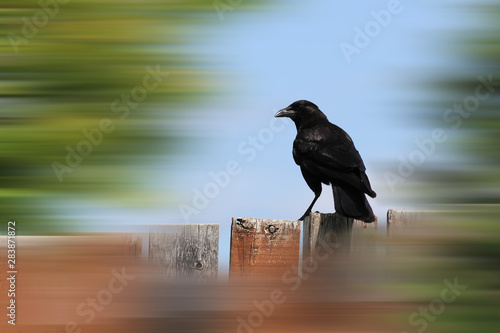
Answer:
[[120, 233, 142, 256], [303, 213, 351, 261], [229, 217, 300, 280], [303, 212, 378, 259], [350, 216, 378, 254], [387, 209, 422, 237], [149, 224, 219, 280]]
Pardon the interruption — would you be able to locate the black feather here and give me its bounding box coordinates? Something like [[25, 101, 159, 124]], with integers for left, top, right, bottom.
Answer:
[[275, 100, 376, 222]]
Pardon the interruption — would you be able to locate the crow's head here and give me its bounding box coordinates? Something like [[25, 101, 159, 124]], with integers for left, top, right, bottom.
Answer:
[[275, 100, 327, 130]]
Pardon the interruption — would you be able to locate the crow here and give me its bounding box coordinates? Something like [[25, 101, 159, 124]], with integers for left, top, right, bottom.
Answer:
[[275, 100, 376, 222]]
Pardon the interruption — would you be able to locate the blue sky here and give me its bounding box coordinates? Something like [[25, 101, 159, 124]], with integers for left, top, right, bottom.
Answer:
[[170, 0, 454, 216], [166, 0, 470, 272], [80, 0, 475, 271]]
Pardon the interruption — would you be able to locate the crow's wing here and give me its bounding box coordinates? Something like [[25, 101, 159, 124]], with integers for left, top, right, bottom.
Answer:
[[293, 123, 364, 170], [293, 123, 375, 196]]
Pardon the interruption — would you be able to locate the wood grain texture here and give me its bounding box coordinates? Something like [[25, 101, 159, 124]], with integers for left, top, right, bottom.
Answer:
[[387, 209, 421, 237], [303, 212, 322, 261], [350, 215, 378, 254], [149, 224, 218, 280], [303, 213, 353, 260], [120, 234, 143, 256], [229, 217, 300, 280], [2, 234, 143, 327]]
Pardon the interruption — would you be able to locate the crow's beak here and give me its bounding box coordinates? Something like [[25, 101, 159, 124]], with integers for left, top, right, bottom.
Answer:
[[274, 107, 295, 118]]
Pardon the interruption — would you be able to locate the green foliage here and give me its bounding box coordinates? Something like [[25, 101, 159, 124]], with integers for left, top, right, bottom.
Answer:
[[0, 0, 272, 232], [415, 3, 500, 204]]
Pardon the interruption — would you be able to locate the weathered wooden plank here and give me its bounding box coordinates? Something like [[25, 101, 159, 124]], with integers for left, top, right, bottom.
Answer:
[[132, 235, 142, 256], [3, 234, 143, 326], [303, 213, 353, 261], [303, 212, 322, 261], [120, 234, 143, 256], [350, 215, 378, 254], [387, 209, 421, 237], [11, 233, 143, 255], [149, 224, 218, 280], [229, 217, 300, 280]]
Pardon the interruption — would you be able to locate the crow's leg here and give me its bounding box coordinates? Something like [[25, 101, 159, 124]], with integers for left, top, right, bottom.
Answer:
[[299, 167, 323, 220], [299, 188, 321, 220]]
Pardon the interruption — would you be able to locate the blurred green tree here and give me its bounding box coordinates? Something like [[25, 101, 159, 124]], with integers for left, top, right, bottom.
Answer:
[[402, 4, 500, 332], [416, 3, 500, 205], [0, 0, 271, 232]]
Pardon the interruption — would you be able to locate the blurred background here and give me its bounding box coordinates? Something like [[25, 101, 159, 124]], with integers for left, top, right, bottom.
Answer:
[[1, 0, 500, 331]]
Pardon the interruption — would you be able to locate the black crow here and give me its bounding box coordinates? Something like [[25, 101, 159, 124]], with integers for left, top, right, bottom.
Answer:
[[275, 100, 376, 222]]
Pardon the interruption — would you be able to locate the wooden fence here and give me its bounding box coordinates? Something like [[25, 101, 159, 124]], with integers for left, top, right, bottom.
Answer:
[[142, 209, 422, 280], [0, 210, 422, 282], [149, 224, 219, 279], [0, 209, 430, 333]]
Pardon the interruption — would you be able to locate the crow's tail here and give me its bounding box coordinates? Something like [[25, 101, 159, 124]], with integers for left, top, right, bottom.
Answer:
[[332, 185, 375, 222]]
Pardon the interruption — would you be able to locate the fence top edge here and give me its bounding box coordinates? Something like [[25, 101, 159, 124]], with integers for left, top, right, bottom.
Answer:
[[148, 224, 220, 227], [232, 217, 300, 223]]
